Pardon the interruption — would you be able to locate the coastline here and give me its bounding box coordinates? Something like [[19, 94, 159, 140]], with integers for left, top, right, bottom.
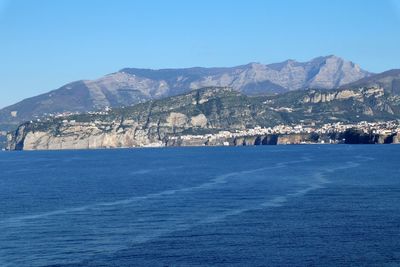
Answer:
[[5, 135, 399, 152]]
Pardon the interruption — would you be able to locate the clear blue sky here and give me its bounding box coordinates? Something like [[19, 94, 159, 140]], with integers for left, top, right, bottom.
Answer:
[[1, 0, 400, 108]]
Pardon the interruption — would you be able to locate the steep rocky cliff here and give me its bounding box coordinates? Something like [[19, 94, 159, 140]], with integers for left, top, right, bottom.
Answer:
[[7, 86, 400, 150]]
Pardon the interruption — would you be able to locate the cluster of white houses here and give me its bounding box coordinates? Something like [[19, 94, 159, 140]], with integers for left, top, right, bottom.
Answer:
[[175, 121, 400, 144]]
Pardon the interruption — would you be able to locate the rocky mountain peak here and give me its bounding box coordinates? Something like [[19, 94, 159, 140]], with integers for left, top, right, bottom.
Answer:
[[305, 55, 371, 89]]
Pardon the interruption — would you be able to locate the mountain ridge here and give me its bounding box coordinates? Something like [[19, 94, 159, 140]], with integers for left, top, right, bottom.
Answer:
[[342, 69, 400, 95], [0, 55, 371, 132]]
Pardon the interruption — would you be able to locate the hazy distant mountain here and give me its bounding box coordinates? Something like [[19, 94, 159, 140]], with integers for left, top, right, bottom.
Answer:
[[342, 69, 400, 95], [0, 55, 371, 130]]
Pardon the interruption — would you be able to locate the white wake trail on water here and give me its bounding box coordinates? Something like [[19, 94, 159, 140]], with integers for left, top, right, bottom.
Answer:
[[199, 155, 374, 224], [95, 155, 374, 246], [0, 156, 312, 226]]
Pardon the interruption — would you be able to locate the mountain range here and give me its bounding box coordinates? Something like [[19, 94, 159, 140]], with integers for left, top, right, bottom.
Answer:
[[0, 55, 374, 131]]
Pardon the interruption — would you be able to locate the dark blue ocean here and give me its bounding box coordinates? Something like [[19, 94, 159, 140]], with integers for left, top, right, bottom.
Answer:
[[0, 145, 400, 266]]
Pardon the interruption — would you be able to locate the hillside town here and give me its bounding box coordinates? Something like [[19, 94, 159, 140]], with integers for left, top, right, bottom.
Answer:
[[173, 120, 400, 145]]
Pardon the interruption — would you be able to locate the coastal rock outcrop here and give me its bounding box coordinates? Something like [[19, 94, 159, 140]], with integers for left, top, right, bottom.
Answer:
[[301, 88, 383, 104]]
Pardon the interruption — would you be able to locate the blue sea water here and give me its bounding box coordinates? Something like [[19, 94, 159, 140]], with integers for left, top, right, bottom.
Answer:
[[0, 145, 400, 266]]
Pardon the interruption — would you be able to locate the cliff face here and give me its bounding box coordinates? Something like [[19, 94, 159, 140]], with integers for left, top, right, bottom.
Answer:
[[7, 86, 400, 150], [394, 133, 400, 144], [301, 88, 383, 104], [8, 123, 161, 150]]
